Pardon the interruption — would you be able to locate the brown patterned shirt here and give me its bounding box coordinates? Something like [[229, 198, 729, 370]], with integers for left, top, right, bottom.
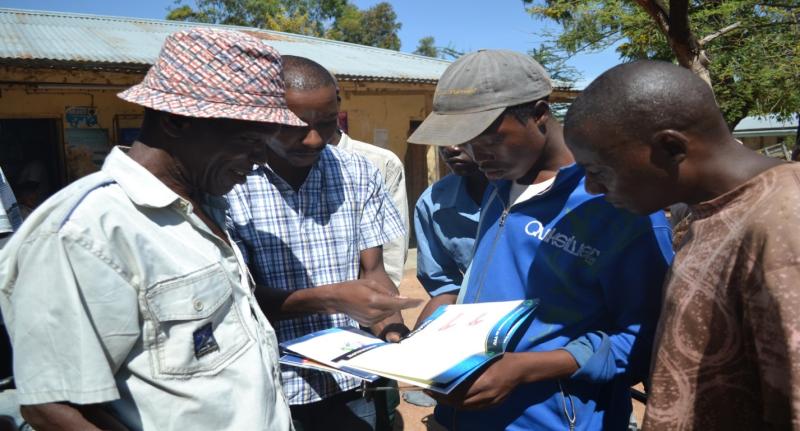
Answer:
[[644, 163, 800, 430]]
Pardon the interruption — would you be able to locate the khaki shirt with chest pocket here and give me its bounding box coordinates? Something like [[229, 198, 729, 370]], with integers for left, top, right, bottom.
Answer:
[[0, 147, 293, 431]]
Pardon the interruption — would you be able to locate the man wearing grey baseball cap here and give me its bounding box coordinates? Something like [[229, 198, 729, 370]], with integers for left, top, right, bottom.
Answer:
[[410, 50, 675, 430]]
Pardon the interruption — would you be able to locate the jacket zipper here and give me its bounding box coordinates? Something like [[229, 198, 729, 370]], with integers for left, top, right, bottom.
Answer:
[[474, 180, 557, 301], [558, 379, 577, 431], [469, 194, 510, 302]]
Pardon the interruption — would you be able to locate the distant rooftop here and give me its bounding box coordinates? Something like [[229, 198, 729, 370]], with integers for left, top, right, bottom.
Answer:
[[733, 114, 798, 138], [0, 8, 452, 83]]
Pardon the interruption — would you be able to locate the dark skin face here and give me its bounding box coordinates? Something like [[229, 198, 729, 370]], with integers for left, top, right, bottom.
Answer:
[[163, 116, 278, 197], [566, 126, 683, 215], [439, 145, 480, 176], [270, 86, 339, 169], [463, 101, 564, 184]]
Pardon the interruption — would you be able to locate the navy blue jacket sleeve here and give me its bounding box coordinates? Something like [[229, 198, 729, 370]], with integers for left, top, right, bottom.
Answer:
[[562, 215, 673, 384]]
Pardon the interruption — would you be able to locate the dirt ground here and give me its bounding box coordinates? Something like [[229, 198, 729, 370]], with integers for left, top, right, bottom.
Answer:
[[392, 250, 645, 430]]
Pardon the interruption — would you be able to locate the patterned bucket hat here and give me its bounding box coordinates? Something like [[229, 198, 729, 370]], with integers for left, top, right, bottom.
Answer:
[[119, 27, 305, 126]]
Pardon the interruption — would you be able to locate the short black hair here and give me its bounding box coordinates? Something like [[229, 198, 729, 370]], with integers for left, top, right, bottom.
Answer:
[[282, 55, 336, 91], [565, 60, 726, 146]]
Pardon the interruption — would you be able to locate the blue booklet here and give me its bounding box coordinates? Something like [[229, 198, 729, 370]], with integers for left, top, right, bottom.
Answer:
[[280, 299, 538, 394]]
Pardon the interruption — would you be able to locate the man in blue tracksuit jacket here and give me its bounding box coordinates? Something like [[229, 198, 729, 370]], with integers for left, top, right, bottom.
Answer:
[[408, 50, 674, 430]]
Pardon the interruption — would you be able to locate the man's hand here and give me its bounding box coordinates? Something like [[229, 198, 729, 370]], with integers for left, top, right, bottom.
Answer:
[[322, 279, 421, 327], [427, 350, 579, 410], [255, 279, 420, 325], [427, 354, 523, 410], [414, 292, 457, 329]]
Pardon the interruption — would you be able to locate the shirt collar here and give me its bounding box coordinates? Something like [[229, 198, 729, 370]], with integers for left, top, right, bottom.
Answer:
[[493, 162, 582, 203], [259, 146, 331, 194], [335, 131, 353, 152], [101, 145, 182, 208]]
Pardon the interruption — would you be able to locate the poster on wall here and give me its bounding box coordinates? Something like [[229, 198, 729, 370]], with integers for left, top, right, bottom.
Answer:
[[114, 114, 143, 146], [118, 128, 141, 145], [373, 128, 389, 149], [64, 128, 109, 181], [65, 106, 99, 128]]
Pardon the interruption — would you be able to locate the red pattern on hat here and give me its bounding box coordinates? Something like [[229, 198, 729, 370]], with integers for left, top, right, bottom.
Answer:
[[118, 27, 305, 126]]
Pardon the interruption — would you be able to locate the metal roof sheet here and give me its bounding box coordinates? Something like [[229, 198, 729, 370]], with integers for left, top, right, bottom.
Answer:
[[0, 8, 451, 83], [733, 114, 798, 134]]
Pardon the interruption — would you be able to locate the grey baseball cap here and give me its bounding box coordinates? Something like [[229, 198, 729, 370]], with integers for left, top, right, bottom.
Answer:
[[408, 49, 552, 147]]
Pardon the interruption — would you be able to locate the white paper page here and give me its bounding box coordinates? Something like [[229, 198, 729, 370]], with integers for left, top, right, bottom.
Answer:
[[285, 329, 384, 369], [344, 300, 524, 383]]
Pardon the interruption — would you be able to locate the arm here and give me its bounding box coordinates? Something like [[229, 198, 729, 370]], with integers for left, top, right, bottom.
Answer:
[[358, 246, 409, 341], [428, 350, 578, 410], [379, 157, 409, 287], [561, 224, 672, 385], [254, 273, 420, 328], [430, 219, 672, 410], [412, 193, 466, 327], [413, 194, 466, 297], [22, 403, 128, 431], [748, 228, 800, 428], [3, 228, 140, 427], [414, 292, 457, 329]]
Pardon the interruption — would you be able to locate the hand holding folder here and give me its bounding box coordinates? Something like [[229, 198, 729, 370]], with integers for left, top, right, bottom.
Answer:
[[280, 299, 538, 394]]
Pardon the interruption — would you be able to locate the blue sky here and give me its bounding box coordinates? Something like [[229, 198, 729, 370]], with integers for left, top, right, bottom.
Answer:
[[1, 0, 621, 85]]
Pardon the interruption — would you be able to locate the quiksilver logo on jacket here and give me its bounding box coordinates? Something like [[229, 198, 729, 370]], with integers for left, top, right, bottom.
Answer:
[[524, 220, 600, 265]]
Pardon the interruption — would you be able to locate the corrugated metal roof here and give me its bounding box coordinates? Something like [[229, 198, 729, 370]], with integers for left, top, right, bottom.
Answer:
[[733, 114, 798, 138], [733, 114, 798, 133], [0, 8, 451, 83]]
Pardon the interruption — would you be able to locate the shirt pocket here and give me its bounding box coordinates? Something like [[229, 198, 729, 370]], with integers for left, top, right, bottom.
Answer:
[[144, 264, 253, 378]]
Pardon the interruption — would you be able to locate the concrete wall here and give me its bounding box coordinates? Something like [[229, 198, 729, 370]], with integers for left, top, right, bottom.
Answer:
[[0, 66, 440, 192], [338, 81, 433, 157], [0, 66, 144, 139]]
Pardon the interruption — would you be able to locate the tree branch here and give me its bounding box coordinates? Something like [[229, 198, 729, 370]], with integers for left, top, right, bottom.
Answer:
[[699, 21, 742, 46], [669, 0, 691, 46], [634, 0, 671, 35]]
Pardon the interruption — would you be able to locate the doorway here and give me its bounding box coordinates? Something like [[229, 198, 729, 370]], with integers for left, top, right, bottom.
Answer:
[[0, 118, 63, 215]]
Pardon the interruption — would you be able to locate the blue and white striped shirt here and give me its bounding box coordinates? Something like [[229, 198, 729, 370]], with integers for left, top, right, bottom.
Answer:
[[226, 145, 405, 405]]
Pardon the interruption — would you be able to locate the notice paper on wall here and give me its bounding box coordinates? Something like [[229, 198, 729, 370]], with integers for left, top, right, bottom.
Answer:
[[372, 128, 389, 148]]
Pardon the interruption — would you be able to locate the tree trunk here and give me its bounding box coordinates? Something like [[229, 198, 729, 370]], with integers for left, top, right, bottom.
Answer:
[[634, 0, 714, 88]]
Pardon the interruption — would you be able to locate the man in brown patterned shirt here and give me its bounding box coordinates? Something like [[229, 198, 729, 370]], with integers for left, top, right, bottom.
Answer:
[[563, 60, 800, 430]]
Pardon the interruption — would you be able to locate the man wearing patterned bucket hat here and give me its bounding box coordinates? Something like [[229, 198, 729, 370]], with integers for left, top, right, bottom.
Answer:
[[0, 27, 411, 431], [408, 50, 674, 430]]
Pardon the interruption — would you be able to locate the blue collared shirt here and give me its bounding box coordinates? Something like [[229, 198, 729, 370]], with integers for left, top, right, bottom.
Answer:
[[226, 145, 405, 405], [414, 174, 481, 297]]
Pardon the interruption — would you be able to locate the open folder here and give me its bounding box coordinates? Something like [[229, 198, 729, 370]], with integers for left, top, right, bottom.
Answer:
[[280, 299, 538, 394]]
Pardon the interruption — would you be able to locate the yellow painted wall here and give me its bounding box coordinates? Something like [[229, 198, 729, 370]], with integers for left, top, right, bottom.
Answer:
[[0, 67, 144, 139], [0, 67, 439, 185], [338, 81, 434, 159]]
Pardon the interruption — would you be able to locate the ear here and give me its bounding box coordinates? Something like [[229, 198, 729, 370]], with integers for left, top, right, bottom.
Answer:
[[651, 129, 688, 167], [160, 113, 192, 139], [533, 100, 550, 125]]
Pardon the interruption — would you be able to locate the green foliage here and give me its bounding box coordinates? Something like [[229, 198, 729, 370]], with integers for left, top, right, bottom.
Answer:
[[529, 44, 581, 85], [525, 0, 800, 128], [327, 2, 402, 49], [167, 0, 402, 50], [414, 36, 439, 57], [413, 36, 464, 60]]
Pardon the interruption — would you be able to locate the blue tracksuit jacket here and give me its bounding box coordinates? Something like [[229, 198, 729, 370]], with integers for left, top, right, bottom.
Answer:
[[435, 163, 674, 431]]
